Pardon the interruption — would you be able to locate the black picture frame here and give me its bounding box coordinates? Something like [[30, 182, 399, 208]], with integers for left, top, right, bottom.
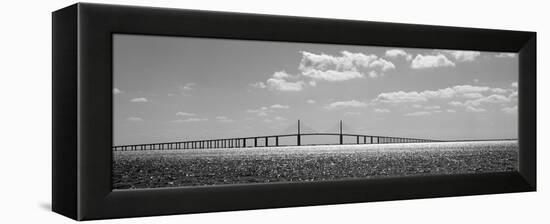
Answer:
[[52, 3, 536, 221]]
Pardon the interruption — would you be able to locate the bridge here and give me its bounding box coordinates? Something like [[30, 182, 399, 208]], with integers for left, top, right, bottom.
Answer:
[[113, 120, 443, 151]]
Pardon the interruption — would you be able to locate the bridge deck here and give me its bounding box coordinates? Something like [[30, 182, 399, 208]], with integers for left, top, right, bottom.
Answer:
[[112, 132, 442, 151]]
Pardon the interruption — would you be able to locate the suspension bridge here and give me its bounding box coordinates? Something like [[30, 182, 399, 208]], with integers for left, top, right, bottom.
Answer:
[[113, 120, 444, 151]]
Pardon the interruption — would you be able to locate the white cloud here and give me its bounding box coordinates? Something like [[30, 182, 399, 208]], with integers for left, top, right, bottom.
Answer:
[[374, 85, 494, 104], [344, 112, 361, 116], [375, 91, 427, 103], [113, 88, 122, 95], [509, 91, 518, 100], [274, 116, 287, 121], [298, 51, 395, 81], [462, 93, 484, 99], [496, 53, 516, 58], [176, 112, 196, 116], [300, 69, 363, 82], [449, 94, 512, 112], [411, 54, 455, 69], [130, 97, 148, 103], [369, 58, 396, 71], [270, 104, 290, 109], [511, 82, 518, 88], [404, 111, 431, 116], [465, 106, 486, 113], [491, 88, 508, 94], [375, 84, 516, 114], [266, 71, 305, 92], [307, 99, 316, 104], [181, 83, 196, 91], [374, 108, 390, 113], [325, 100, 367, 110], [502, 106, 518, 114], [216, 116, 235, 123], [441, 50, 481, 62], [424, 105, 441, 110], [246, 106, 273, 117], [448, 101, 464, 107], [447, 109, 456, 113], [249, 82, 267, 89], [467, 94, 511, 106], [172, 118, 208, 123], [385, 49, 412, 61], [126, 116, 143, 122]]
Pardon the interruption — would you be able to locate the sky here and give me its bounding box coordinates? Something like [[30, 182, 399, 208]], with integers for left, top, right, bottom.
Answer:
[[113, 34, 518, 146]]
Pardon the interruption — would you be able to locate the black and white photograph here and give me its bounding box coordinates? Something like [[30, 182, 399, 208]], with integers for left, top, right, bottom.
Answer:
[[112, 34, 519, 190], [2, 0, 547, 223]]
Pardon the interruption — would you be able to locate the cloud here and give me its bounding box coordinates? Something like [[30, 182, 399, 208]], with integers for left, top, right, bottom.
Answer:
[[113, 88, 122, 95], [298, 51, 395, 81], [462, 93, 484, 99], [215, 116, 235, 122], [448, 101, 463, 107], [255, 51, 396, 92], [465, 106, 486, 112], [126, 116, 143, 122], [274, 116, 287, 121], [465, 94, 511, 106], [496, 53, 516, 58], [374, 85, 494, 104], [374, 108, 390, 113], [300, 69, 364, 82], [172, 118, 208, 123], [344, 112, 361, 116], [270, 104, 290, 109], [181, 83, 196, 91], [266, 71, 305, 91], [374, 84, 517, 114], [424, 105, 441, 110], [130, 97, 148, 103], [385, 49, 412, 61], [491, 88, 508, 94], [511, 82, 518, 88], [449, 94, 512, 112], [509, 91, 518, 100], [447, 109, 456, 113], [404, 111, 431, 116], [411, 54, 455, 69], [247, 109, 268, 116], [325, 100, 367, 110], [246, 106, 271, 117], [307, 99, 316, 104], [441, 50, 481, 62], [501, 106, 517, 114], [179, 83, 197, 95], [176, 112, 196, 116], [249, 82, 267, 89], [375, 91, 427, 103]]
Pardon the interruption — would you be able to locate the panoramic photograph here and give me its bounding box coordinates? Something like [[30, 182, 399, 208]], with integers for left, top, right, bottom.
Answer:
[[112, 34, 518, 190]]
